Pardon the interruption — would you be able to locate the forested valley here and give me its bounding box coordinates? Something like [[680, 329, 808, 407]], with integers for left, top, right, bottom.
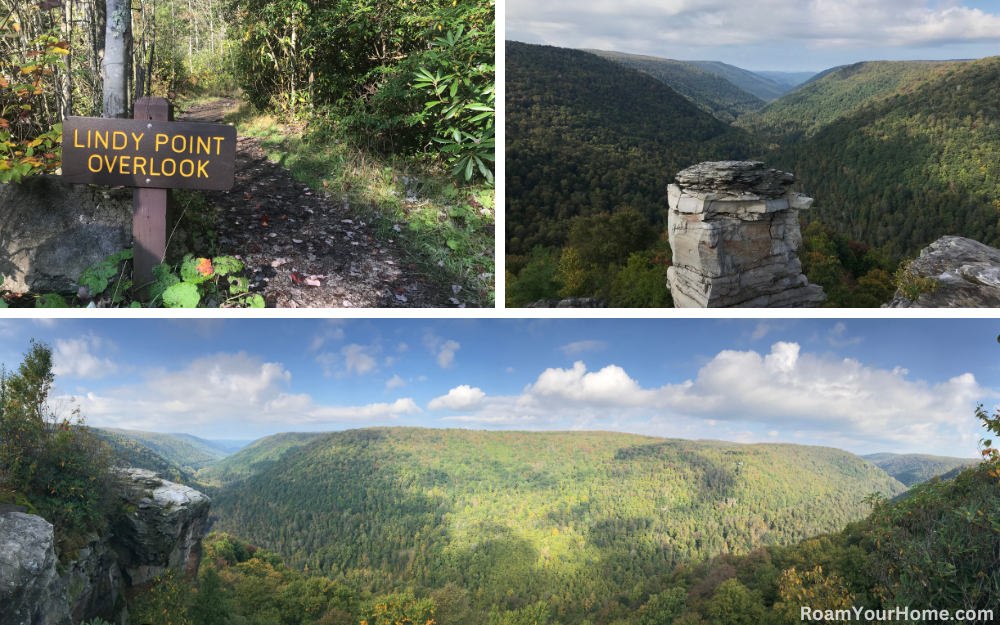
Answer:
[[505, 42, 1000, 308], [3, 341, 998, 624], [1, 0, 495, 307]]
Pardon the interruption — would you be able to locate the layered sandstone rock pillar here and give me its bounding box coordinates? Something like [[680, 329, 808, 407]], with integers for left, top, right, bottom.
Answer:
[[666, 161, 826, 308]]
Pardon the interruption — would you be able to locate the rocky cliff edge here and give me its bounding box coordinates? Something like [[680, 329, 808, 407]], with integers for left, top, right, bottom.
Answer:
[[0, 469, 210, 625]]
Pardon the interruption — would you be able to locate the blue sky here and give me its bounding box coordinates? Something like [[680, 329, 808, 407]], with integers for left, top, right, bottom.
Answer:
[[506, 0, 1000, 72], [0, 318, 994, 458]]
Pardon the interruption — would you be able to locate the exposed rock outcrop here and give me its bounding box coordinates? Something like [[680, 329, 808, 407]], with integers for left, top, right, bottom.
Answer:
[[883, 236, 1000, 307], [524, 297, 607, 308], [0, 512, 72, 625], [0, 176, 132, 295], [115, 469, 211, 589], [666, 161, 826, 308], [0, 469, 210, 625]]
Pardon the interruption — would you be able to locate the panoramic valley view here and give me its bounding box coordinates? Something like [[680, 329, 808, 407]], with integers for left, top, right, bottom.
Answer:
[[505, 0, 1000, 308], [1, 319, 998, 624]]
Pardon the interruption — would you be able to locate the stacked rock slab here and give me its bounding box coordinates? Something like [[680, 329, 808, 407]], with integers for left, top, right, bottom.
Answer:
[[666, 161, 826, 307]]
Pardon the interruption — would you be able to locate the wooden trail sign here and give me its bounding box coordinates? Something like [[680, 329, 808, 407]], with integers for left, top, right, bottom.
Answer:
[[62, 115, 236, 190], [59, 97, 237, 295]]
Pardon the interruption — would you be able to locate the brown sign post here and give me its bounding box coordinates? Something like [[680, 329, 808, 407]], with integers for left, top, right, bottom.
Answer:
[[61, 97, 237, 295]]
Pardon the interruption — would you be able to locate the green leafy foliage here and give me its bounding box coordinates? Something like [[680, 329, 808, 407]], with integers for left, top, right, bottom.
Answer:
[[864, 463, 999, 615], [78, 250, 134, 301], [35, 293, 68, 308], [0, 10, 66, 184], [233, 0, 493, 161], [504, 247, 562, 307], [608, 252, 672, 308], [0, 342, 131, 559], [797, 221, 897, 307], [411, 27, 495, 182]]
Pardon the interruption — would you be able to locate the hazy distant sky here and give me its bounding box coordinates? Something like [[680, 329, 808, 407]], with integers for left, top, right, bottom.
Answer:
[[506, 0, 1000, 72], [1, 318, 996, 459]]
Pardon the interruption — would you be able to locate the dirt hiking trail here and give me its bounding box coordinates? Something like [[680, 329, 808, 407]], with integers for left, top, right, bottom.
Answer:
[[178, 98, 448, 308]]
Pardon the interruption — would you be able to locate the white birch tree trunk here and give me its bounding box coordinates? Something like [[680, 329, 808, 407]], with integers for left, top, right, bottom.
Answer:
[[101, 0, 132, 117]]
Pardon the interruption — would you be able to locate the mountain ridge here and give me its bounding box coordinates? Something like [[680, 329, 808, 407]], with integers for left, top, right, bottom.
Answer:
[[583, 49, 766, 123]]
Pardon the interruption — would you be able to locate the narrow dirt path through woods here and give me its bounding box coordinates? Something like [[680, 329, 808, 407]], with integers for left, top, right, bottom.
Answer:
[[178, 99, 447, 308]]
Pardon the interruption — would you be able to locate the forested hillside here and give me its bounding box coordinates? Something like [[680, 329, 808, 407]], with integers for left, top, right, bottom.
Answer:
[[206, 427, 905, 621], [862, 453, 979, 487], [684, 61, 788, 101], [763, 55, 1000, 255], [94, 429, 195, 484], [505, 41, 756, 256], [734, 60, 963, 144], [197, 432, 325, 486], [97, 428, 228, 472], [585, 50, 766, 123]]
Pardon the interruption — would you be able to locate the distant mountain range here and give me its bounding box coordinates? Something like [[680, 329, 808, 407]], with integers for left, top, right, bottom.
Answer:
[[733, 60, 963, 143], [684, 60, 790, 101], [584, 50, 766, 122], [95, 428, 257, 477], [751, 70, 820, 89], [862, 452, 979, 487]]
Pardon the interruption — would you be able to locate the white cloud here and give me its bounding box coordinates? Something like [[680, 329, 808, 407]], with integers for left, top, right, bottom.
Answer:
[[558, 340, 608, 356], [310, 320, 346, 351], [437, 340, 460, 368], [769, 431, 779, 437], [386, 374, 405, 390], [827, 322, 863, 347], [506, 367, 515, 373], [429, 385, 486, 411], [507, 0, 1000, 62], [750, 322, 771, 341], [397, 343, 409, 353], [341, 344, 379, 375], [450, 342, 986, 451], [52, 333, 119, 379], [424, 331, 460, 368], [65, 351, 420, 431]]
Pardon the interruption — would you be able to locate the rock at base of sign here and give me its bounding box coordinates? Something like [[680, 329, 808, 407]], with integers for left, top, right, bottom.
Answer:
[[0, 175, 133, 294]]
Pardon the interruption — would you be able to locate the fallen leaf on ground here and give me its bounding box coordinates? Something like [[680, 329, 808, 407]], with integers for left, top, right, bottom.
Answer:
[[197, 258, 213, 276]]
